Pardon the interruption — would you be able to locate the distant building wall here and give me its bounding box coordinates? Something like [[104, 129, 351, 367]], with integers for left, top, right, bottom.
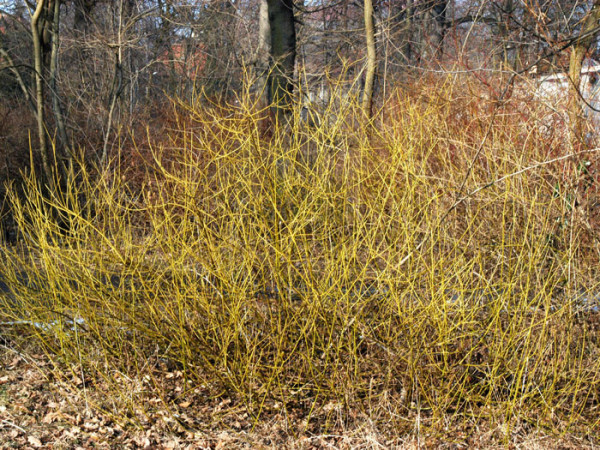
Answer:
[[535, 61, 600, 128]]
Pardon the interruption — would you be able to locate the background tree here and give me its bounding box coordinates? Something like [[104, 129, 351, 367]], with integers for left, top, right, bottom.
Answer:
[[2, 0, 600, 186], [362, 0, 375, 118], [568, 0, 600, 143], [30, 0, 52, 181], [267, 0, 296, 118]]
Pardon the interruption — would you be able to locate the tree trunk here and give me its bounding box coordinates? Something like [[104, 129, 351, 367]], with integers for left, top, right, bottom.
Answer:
[[396, 0, 414, 66], [31, 0, 51, 183], [362, 0, 376, 118], [257, 0, 271, 106], [49, 0, 71, 174], [431, 0, 448, 60], [73, 0, 95, 35], [569, 0, 600, 146], [267, 0, 296, 119]]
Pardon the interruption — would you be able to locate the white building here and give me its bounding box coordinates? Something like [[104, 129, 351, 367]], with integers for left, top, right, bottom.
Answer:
[[535, 59, 600, 127]]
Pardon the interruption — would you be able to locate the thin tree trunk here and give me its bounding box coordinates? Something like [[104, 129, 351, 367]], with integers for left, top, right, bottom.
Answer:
[[257, 0, 270, 106], [432, 0, 448, 60], [399, 0, 414, 66], [102, 0, 126, 165], [31, 0, 51, 183], [49, 0, 71, 173], [102, 53, 123, 165], [569, 0, 600, 145], [362, 0, 376, 118], [0, 46, 35, 110]]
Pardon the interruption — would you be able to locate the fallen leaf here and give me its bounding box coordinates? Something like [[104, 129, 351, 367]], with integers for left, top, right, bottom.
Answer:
[[27, 436, 42, 447], [88, 432, 101, 441], [135, 436, 151, 447], [42, 412, 58, 424], [9, 356, 21, 367], [84, 421, 99, 431]]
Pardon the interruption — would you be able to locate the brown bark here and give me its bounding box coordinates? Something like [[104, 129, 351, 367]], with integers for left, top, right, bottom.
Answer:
[[362, 0, 376, 118], [569, 0, 600, 145], [31, 0, 51, 183], [257, 0, 270, 106], [49, 0, 71, 172]]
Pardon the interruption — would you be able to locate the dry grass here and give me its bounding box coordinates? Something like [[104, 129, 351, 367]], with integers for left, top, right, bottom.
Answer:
[[0, 75, 599, 445]]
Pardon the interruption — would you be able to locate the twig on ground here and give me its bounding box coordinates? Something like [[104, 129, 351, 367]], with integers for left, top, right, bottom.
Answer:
[[1, 419, 27, 434]]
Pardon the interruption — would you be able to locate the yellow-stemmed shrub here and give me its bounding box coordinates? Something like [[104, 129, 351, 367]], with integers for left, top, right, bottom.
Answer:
[[1, 75, 599, 440]]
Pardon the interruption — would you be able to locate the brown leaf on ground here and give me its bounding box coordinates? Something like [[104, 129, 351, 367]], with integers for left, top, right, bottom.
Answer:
[[0, 343, 598, 449], [27, 435, 42, 447]]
